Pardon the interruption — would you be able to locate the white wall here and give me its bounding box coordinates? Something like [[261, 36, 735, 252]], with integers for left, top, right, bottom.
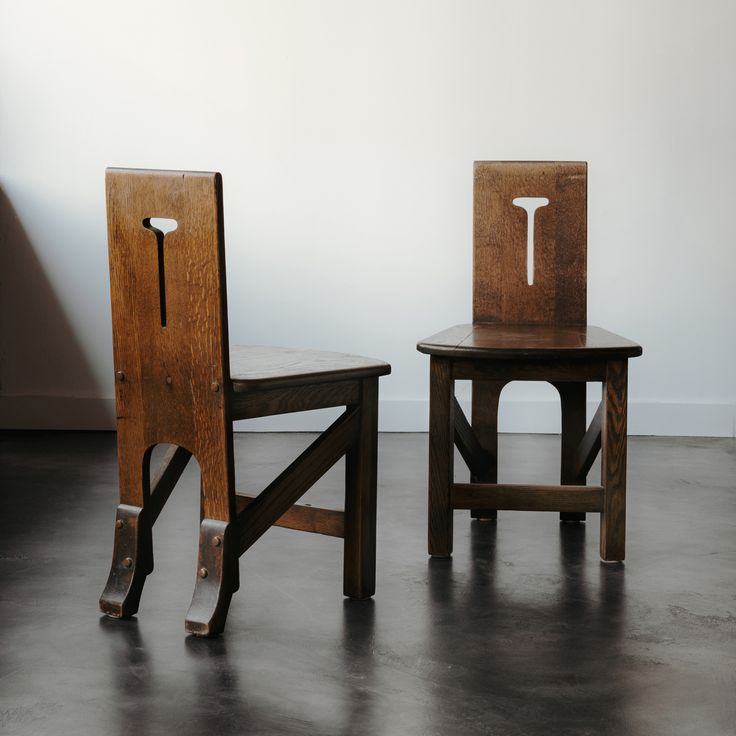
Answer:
[[1, 0, 734, 436]]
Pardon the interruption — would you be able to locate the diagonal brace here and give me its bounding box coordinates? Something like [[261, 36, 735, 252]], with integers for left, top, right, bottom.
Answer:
[[453, 398, 493, 478], [573, 401, 603, 481], [147, 445, 192, 523], [236, 407, 360, 555]]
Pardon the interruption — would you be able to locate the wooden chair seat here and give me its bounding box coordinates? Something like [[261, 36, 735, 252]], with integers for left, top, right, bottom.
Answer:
[[230, 345, 390, 391], [418, 323, 642, 360]]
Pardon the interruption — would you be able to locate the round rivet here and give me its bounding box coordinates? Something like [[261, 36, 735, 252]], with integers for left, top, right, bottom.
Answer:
[[165, 375, 173, 385], [198, 567, 208, 578], [122, 557, 133, 568], [211, 381, 220, 393], [212, 536, 222, 547], [115, 519, 124, 530], [116, 371, 126, 383]]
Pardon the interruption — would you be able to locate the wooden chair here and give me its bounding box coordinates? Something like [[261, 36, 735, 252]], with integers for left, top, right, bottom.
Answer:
[[417, 162, 642, 562], [99, 168, 390, 636]]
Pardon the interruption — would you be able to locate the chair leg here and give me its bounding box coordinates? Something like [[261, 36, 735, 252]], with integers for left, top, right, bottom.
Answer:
[[344, 377, 379, 599], [470, 379, 506, 520], [185, 452, 239, 636], [556, 381, 587, 522], [428, 357, 454, 557], [600, 360, 628, 562], [185, 518, 239, 637], [99, 504, 153, 618], [99, 444, 154, 618]]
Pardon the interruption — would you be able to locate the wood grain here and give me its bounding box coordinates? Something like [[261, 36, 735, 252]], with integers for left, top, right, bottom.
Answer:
[[600, 360, 628, 561], [236, 408, 359, 555], [428, 357, 454, 557], [473, 161, 587, 325], [452, 358, 607, 382], [555, 382, 587, 521], [470, 380, 506, 520], [344, 378, 379, 598], [418, 323, 642, 360], [106, 168, 235, 522], [453, 397, 493, 480], [236, 495, 344, 537], [231, 379, 360, 420], [453, 484, 604, 512], [230, 345, 390, 391], [574, 401, 603, 482]]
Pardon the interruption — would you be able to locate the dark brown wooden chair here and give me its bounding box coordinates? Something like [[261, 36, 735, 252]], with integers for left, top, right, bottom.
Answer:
[[99, 168, 390, 636], [417, 162, 642, 562]]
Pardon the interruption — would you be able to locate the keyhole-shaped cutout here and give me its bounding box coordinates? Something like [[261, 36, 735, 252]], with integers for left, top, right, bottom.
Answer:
[[142, 218, 178, 327], [512, 197, 549, 285]]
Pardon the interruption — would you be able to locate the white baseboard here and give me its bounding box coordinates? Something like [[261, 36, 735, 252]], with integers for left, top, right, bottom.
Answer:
[[1, 395, 733, 437]]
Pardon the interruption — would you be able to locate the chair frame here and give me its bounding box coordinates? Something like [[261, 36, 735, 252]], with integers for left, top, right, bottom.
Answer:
[[421, 162, 640, 562], [99, 169, 387, 636]]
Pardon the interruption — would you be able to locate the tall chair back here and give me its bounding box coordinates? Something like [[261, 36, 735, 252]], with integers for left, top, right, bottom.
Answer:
[[105, 168, 233, 516], [473, 161, 587, 325]]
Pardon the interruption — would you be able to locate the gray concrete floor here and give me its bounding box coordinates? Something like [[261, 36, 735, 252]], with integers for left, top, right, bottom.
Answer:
[[0, 431, 734, 736]]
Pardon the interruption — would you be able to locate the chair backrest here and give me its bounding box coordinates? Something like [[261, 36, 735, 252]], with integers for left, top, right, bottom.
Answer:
[[106, 168, 232, 458], [473, 161, 587, 325]]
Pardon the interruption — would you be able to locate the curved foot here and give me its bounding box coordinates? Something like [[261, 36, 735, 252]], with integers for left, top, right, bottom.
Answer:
[[185, 519, 239, 637], [99, 505, 153, 618]]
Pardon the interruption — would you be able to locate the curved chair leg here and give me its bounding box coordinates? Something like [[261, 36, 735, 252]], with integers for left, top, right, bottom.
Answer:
[[470, 379, 506, 520], [185, 519, 240, 637], [99, 504, 153, 618], [556, 382, 588, 523]]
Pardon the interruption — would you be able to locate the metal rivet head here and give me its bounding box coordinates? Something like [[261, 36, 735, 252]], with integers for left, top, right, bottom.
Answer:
[[198, 567, 208, 578], [115, 519, 124, 530], [212, 536, 222, 547], [165, 375, 172, 385], [116, 371, 126, 383], [211, 381, 220, 393], [122, 557, 133, 568]]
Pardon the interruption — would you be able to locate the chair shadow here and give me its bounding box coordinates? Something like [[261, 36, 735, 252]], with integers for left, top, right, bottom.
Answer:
[[424, 519, 628, 731], [98, 617, 154, 736], [0, 187, 107, 427]]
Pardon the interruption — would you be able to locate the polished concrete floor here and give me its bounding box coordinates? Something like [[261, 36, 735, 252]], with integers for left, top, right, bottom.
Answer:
[[0, 431, 734, 736]]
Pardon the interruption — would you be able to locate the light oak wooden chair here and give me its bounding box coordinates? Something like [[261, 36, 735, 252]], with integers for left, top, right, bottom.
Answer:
[[99, 168, 390, 636], [417, 162, 641, 562]]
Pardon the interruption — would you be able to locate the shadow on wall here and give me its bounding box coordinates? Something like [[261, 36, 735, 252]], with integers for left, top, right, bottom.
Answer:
[[0, 187, 112, 429]]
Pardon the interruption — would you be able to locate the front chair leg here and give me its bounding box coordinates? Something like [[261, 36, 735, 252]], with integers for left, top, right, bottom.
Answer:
[[600, 360, 628, 562], [99, 504, 153, 618], [428, 357, 454, 557], [185, 519, 239, 637], [344, 378, 379, 599]]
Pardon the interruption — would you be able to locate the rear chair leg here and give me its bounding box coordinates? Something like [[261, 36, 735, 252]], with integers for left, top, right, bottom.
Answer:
[[470, 379, 506, 520], [557, 381, 587, 523], [185, 519, 239, 636], [600, 361, 628, 562], [344, 378, 379, 599]]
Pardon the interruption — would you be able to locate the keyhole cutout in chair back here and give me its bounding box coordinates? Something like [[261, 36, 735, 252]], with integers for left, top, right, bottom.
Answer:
[[142, 217, 178, 327], [512, 197, 549, 285]]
